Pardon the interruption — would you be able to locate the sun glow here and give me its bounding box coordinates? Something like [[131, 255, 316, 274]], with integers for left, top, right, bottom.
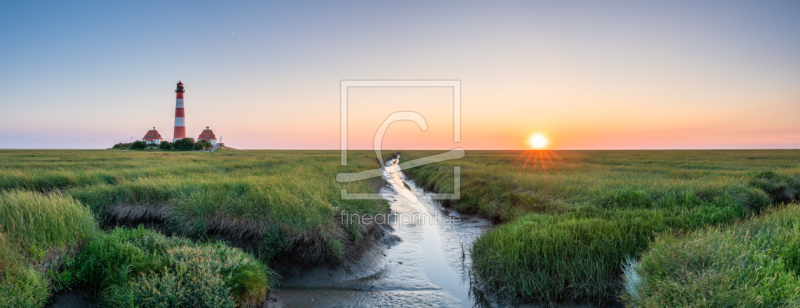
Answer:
[[529, 134, 548, 149]]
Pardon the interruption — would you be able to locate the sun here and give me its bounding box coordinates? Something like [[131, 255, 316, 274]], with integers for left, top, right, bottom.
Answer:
[[529, 134, 548, 149]]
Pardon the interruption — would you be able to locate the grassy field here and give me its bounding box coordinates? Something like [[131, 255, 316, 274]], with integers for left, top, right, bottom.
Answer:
[[0, 149, 389, 307], [623, 204, 800, 307], [403, 150, 800, 305], [0, 149, 389, 263], [0, 190, 272, 307], [1, 149, 798, 307]]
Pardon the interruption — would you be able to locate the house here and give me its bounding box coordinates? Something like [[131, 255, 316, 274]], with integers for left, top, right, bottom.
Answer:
[[198, 126, 217, 146], [142, 127, 164, 145]]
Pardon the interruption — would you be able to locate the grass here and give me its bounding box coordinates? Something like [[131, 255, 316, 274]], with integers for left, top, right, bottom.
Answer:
[[68, 226, 272, 308], [0, 149, 389, 307], [0, 190, 96, 308], [0, 190, 96, 252], [0, 149, 389, 263], [402, 150, 800, 305], [623, 203, 800, 307], [0, 149, 390, 307], [0, 189, 274, 307], [3, 149, 799, 306]]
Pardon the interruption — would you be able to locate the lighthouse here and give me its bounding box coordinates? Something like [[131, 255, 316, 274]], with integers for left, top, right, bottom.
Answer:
[[173, 81, 186, 142]]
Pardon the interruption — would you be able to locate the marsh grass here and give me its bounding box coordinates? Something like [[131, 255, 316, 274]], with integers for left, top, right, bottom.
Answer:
[[4, 149, 798, 306], [69, 226, 272, 308], [0, 190, 96, 253], [0, 234, 12, 275], [0, 150, 390, 264], [0, 188, 276, 307], [623, 203, 800, 307], [403, 150, 800, 305], [0, 190, 97, 308]]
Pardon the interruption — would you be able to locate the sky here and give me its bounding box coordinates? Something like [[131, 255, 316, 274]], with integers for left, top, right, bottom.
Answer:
[[1, 1, 798, 150]]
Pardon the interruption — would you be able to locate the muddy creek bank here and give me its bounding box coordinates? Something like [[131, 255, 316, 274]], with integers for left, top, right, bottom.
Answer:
[[271, 163, 493, 307]]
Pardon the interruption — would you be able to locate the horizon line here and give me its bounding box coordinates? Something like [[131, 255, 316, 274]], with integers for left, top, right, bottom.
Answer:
[[1, 148, 798, 151]]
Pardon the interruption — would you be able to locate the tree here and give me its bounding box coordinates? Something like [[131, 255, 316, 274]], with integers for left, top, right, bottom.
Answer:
[[173, 138, 195, 151], [130, 140, 147, 150], [112, 143, 131, 150], [158, 141, 173, 150], [195, 140, 212, 151]]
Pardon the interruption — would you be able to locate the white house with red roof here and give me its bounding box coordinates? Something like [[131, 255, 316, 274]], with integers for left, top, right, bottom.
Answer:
[[198, 126, 217, 146], [142, 127, 164, 145]]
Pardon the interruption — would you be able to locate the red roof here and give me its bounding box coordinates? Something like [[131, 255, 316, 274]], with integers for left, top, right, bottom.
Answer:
[[198, 127, 216, 141], [142, 129, 163, 142]]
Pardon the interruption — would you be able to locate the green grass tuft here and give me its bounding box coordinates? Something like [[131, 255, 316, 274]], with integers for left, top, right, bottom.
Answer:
[[68, 226, 272, 307], [0, 265, 50, 308], [623, 204, 800, 307], [0, 190, 97, 308], [0, 190, 96, 254]]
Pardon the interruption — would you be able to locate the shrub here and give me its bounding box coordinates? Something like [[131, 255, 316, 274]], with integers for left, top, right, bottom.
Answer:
[[111, 142, 131, 150], [158, 141, 173, 150], [173, 138, 195, 151], [130, 140, 147, 150], [195, 140, 212, 150]]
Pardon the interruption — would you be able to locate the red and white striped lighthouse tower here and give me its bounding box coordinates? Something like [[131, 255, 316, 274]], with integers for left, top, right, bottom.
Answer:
[[173, 81, 186, 141]]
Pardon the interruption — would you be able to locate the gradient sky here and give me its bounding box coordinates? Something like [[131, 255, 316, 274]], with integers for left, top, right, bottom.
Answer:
[[1, 1, 798, 149]]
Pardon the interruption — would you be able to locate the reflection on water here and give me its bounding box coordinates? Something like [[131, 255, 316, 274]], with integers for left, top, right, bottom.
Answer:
[[271, 159, 493, 307]]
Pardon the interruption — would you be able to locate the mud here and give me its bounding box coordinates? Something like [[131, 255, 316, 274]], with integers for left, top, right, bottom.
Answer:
[[269, 161, 494, 307], [45, 289, 91, 308]]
